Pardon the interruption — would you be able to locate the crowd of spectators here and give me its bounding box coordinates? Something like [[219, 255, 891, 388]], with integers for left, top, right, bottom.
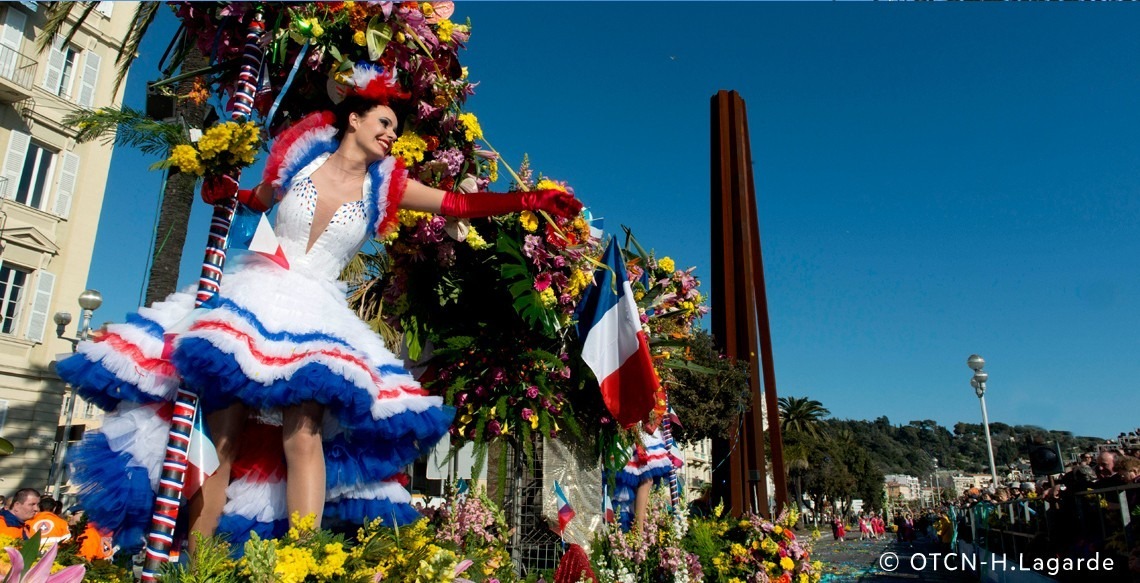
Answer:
[[948, 447, 1140, 582], [0, 487, 115, 561]]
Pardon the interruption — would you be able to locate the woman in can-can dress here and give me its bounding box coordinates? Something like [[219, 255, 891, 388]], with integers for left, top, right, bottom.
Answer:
[[56, 63, 582, 550]]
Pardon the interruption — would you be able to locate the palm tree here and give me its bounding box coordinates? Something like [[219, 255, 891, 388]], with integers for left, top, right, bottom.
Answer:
[[40, 2, 210, 304], [778, 396, 831, 439]]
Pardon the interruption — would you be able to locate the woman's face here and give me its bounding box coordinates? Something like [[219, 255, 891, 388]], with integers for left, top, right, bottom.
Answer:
[[348, 104, 398, 162]]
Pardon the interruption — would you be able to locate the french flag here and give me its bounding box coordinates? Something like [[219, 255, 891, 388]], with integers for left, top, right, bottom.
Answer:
[[574, 239, 658, 429], [553, 480, 575, 535], [183, 408, 220, 501], [602, 483, 615, 524], [231, 206, 289, 269]]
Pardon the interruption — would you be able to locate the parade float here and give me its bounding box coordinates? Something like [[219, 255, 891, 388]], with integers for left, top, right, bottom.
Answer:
[[42, 2, 809, 581]]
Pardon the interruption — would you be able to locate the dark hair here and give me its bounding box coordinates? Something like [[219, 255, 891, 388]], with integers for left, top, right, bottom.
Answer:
[[38, 496, 58, 513], [332, 95, 409, 142], [12, 488, 39, 505]]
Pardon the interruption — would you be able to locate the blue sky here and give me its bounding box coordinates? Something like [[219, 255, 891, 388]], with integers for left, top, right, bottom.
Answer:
[[84, 3, 1140, 441]]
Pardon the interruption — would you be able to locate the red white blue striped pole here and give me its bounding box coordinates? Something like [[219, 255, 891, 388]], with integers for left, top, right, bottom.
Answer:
[[141, 12, 265, 581]]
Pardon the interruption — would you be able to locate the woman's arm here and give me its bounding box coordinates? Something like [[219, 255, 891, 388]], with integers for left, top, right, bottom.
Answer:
[[400, 178, 583, 218]]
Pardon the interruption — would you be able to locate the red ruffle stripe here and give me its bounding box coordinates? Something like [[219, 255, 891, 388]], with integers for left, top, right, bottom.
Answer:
[[377, 158, 408, 238], [100, 333, 178, 378], [262, 110, 337, 195], [188, 320, 429, 399]]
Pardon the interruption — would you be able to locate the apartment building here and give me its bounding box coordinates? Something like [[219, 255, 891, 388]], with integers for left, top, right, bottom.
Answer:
[[0, 1, 133, 495]]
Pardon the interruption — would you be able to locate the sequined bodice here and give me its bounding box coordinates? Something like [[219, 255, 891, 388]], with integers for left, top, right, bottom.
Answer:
[[274, 157, 370, 281]]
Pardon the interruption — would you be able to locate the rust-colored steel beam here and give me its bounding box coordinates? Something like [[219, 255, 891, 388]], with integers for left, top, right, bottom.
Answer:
[[709, 90, 788, 517]]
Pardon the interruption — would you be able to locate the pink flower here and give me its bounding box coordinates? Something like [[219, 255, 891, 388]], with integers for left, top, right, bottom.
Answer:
[[526, 385, 539, 399], [533, 272, 552, 292], [521, 408, 534, 420]]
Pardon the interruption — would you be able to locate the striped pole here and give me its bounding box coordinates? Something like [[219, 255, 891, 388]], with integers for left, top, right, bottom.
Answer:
[[660, 401, 681, 509], [141, 12, 265, 581]]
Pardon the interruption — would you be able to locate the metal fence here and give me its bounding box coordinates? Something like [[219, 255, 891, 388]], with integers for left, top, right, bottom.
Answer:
[[959, 483, 1138, 581], [500, 437, 564, 577]]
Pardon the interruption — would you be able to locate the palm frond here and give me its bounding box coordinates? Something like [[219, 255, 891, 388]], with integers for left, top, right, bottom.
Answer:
[[113, 2, 161, 95], [36, 2, 77, 53], [63, 106, 185, 157]]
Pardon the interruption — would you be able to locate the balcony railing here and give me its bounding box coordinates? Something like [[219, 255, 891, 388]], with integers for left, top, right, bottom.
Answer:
[[0, 44, 37, 92]]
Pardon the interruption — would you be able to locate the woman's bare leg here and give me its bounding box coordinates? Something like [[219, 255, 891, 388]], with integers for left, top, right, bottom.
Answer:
[[283, 402, 326, 527], [187, 402, 248, 551], [633, 479, 652, 531]]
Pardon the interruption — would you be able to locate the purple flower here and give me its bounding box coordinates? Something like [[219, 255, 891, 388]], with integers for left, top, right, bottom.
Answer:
[[521, 408, 534, 420], [457, 392, 468, 405], [526, 385, 539, 399], [486, 419, 502, 436], [435, 148, 465, 176], [551, 255, 566, 268]]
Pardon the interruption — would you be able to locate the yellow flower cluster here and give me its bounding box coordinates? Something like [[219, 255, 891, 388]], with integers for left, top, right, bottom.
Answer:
[[539, 287, 557, 309], [168, 144, 204, 176], [167, 121, 260, 178], [564, 268, 591, 299], [436, 19, 455, 43], [658, 256, 675, 273], [398, 209, 435, 228], [466, 225, 489, 249], [275, 545, 319, 583], [391, 132, 428, 165], [487, 158, 499, 182], [457, 112, 483, 142], [535, 178, 567, 192], [780, 556, 796, 570], [519, 210, 539, 232], [198, 121, 260, 164], [353, 30, 366, 46]]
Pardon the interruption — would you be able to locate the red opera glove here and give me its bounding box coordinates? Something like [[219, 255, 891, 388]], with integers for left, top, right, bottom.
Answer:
[[236, 188, 270, 213], [440, 189, 583, 219], [200, 173, 239, 205]]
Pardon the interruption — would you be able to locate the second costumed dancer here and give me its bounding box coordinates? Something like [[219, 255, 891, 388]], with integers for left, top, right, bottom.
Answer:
[[56, 63, 583, 551]]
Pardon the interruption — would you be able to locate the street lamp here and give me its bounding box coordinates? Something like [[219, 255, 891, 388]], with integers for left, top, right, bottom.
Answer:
[[967, 354, 1000, 489], [48, 289, 102, 500]]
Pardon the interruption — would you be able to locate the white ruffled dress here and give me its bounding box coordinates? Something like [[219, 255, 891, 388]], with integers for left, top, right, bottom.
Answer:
[[57, 127, 451, 551]]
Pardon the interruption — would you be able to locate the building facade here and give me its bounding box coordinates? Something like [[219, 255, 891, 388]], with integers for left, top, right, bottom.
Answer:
[[0, 1, 133, 495]]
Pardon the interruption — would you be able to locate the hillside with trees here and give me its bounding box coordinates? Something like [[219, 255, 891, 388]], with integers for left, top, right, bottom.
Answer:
[[771, 396, 1103, 518]]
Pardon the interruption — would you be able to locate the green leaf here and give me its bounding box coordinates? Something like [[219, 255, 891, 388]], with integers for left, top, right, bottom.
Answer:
[[404, 315, 422, 361], [367, 19, 393, 61]]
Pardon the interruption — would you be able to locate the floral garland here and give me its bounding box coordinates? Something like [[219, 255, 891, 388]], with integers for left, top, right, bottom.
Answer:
[[166, 2, 725, 468]]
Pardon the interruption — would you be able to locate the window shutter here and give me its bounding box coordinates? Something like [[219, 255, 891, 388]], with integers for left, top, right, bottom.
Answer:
[[77, 50, 100, 107], [23, 269, 53, 343], [41, 36, 65, 93], [2, 130, 29, 200], [0, 8, 26, 81], [54, 151, 79, 218]]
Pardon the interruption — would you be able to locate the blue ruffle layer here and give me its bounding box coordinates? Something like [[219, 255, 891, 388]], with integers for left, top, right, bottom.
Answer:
[[55, 353, 165, 412], [324, 497, 421, 527], [325, 434, 421, 489], [174, 337, 454, 441], [217, 515, 288, 555], [615, 461, 675, 490], [69, 433, 154, 553]]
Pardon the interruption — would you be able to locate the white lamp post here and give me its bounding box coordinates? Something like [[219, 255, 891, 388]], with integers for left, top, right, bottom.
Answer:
[[48, 289, 102, 499], [967, 354, 1000, 489]]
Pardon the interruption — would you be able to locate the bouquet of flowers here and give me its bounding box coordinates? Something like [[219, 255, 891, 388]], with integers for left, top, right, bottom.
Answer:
[[685, 505, 822, 583], [164, 121, 262, 177], [160, 489, 519, 583], [591, 488, 703, 583]]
